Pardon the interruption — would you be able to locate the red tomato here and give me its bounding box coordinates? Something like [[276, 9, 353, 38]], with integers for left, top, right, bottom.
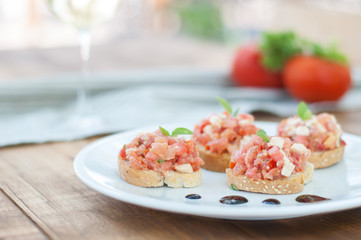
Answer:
[[231, 44, 283, 88], [229, 161, 236, 169], [283, 56, 351, 102]]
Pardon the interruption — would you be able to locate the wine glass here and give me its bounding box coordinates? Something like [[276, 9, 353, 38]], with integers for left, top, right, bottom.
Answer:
[[46, 0, 120, 129]]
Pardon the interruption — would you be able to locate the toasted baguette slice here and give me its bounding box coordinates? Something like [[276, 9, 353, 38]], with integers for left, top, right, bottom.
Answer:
[[118, 158, 201, 188], [197, 145, 230, 172], [308, 145, 345, 169], [226, 162, 314, 195], [303, 162, 314, 184]]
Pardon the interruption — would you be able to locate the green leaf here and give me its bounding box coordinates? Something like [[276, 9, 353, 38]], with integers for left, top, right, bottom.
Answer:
[[157, 159, 166, 163], [308, 42, 348, 65], [257, 129, 269, 143], [159, 126, 170, 136], [260, 30, 349, 72], [123, 144, 126, 150], [260, 31, 303, 72], [297, 101, 312, 121], [233, 108, 239, 117], [231, 184, 238, 191], [216, 97, 232, 115], [159, 126, 193, 137], [176, 1, 224, 41], [171, 127, 193, 136]]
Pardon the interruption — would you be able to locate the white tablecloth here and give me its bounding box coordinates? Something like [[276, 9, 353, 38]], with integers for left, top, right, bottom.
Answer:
[[1, 68, 360, 147]]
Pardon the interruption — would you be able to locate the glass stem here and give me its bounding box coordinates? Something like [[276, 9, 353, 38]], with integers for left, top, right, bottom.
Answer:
[[77, 29, 92, 117]]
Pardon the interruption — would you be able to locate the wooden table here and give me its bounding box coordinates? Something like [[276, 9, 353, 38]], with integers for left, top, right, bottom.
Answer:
[[2, 22, 361, 240], [2, 112, 361, 240]]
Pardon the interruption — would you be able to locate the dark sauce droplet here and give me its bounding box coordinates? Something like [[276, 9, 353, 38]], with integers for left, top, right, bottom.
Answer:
[[220, 195, 248, 205], [262, 198, 281, 205], [296, 194, 330, 203], [185, 194, 201, 200]]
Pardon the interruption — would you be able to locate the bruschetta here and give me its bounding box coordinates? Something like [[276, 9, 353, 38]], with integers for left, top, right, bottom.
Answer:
[[118, 127, 204, 188], [227, 132, 314, 194], [194, 111, 258, 172], [278, 102, 345, 169]]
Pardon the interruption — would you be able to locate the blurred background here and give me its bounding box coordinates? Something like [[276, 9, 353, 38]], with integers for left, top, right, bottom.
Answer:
[[0, 0, 361, 81], [2, 0, 361, 68], [1, 0, 361, 146]]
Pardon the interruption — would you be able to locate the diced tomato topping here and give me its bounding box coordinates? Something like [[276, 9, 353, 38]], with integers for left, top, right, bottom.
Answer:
[[223, 118, 238, 129], [190, 157, 204, 171], [245, 146, 260, 168], [229, 161, 236, 169], [159, 161, 173, 172], [293, 136, 308, 147], [245, 167, 261, 180], [195, 133, 211, 146], [194, 111, 257, 154], [263, 168, 280, 180], [152, 142, 168, 158], [220, 128, 238, 142], [145, 150, 159, 162], [129, 158, 145, 170], [278, 113, 344, 151], [268, 146, 283, 161], [207, 137, 229, 155], [230, 136, 310, 180], [164, 147, 176, 160], [128, 152, 144, 170], [119, 130, 204, 173], [239, 124, 258, 136], [232, 161, 246, 176], [173, 142, 187, 155], [119, 145, 126, 158]]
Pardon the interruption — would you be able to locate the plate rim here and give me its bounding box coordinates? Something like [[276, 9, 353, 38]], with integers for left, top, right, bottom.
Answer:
[[74, 121, 361, 220]]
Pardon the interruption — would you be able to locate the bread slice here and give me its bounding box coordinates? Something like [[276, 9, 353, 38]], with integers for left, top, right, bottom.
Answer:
[[118, 158, 201, 188], [197, 145, 231, 172], [226, 162, 314, 195], [303, 162, 314, 184], [308, 145, 345, 169]]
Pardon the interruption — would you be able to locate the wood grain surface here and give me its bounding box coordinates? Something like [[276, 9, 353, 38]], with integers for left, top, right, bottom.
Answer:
[[1, 1, 361, 239], [0, 190, 47, 240], [1, 113, 361, 240]]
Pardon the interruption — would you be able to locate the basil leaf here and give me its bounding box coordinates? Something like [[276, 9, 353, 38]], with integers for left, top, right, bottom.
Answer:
[[157, 159, 166, 163], [159, 126, 170, 136], [123, 144, 126, 150], [171, 127, 193, 136], [233, 107, 239, 117], [216, 97, 232, 115], [297, 101, 312, 121], [257, 129, 269, 143], [231, 184, 238, 191]]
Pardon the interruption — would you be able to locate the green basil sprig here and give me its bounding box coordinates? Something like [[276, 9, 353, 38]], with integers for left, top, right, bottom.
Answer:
[[159, 126, 193, 137], [257, 129, 270, 143], [216, 97, 239, 117], [297, 101, 312, 121]]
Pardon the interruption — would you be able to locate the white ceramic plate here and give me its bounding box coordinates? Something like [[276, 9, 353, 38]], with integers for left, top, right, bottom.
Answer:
[[74, 121, 361, 220]]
